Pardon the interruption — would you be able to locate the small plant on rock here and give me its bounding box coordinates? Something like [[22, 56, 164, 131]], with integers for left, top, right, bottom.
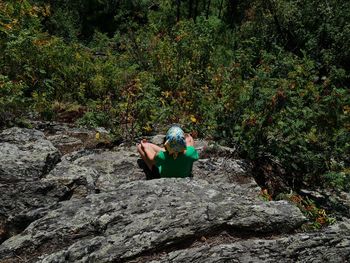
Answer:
[[277, 192, 336, 230]]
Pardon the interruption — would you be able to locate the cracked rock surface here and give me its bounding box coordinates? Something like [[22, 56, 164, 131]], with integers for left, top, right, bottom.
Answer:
[[0, 128, 62, 243], [0, 127, 61, 182], [1, 179, 306, 263], [0, 127, 349, 263], [149, 220, 350, 263]]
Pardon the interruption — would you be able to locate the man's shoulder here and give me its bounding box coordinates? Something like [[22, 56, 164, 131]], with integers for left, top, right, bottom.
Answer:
[[185, 146, 197, 152], [185, 146, 199, 159], [156, 150, 166, 160]]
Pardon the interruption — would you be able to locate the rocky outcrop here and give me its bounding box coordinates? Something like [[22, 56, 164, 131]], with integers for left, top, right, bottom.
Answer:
[[0, 179, 306, 263], [0, 126, 349, 263], [0, 128, 62, 243], [44, 147, 146, 198], [149, 219, 350, 263], [31, 121, 111, 155], [0, 127, 61, 182], [300, 189, 350, 219]]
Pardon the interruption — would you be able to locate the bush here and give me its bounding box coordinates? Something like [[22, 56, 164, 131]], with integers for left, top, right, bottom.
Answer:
[[218, 49, 349, 190], [277, 192, 336, 230], [0, 0, 349, 195], [0, 75, 29, 127]]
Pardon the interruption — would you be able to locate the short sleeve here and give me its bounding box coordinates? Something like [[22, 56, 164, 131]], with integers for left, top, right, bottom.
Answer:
[[155, 150, 166, 165], [185, 146, 199, 160]]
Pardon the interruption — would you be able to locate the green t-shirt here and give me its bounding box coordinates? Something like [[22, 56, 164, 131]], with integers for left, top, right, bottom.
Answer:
[[155, 146, 199, 178]]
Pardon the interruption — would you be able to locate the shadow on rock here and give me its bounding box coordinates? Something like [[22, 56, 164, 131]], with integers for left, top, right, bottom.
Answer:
[[137, 159, 161, 180]]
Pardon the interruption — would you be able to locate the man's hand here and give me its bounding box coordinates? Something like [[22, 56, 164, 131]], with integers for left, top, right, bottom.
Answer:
[[141, 139, 148, 149], [185, 134, 194, 146]]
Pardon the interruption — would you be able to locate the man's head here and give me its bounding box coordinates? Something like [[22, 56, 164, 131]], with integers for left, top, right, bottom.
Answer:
[[164, 126, 186, 158]]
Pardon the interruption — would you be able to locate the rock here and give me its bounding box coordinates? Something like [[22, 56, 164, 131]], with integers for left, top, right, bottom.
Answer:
[[0, 128, 61, 182], [150, 134, 165, 145], [149, 220, 350, 263], [199, 143, 237, 158], [0, 181, 68, 242], [194, 141, 253, 187], [300, 189, 350, 218], [46, 134, 83, 153], [30, 120, 70, 133], [46, 142, 256, 197], [192, 158, 258, 197], [45, 163, 100, 199], [2, 127, 348, 263], [31, 121, 111, 155], [0, 179, 306, 263], [46, 148, 146, 195], [0, 128, 62, 243], [42, 144, 163, 200]]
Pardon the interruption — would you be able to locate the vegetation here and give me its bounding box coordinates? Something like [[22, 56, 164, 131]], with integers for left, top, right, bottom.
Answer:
[[0, 0, 349, 196]]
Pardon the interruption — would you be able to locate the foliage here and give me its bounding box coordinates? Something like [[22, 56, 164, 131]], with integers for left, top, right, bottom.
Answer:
[[277, 192, 336, 230], [0, 0, 349, 193], [323, 170, 350, 192], [259, 188, 272, 202], [0, 75, 29, 127], [219, 50, 349, 189]]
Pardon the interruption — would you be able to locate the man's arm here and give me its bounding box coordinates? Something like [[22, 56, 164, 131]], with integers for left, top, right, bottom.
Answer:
[[185, 134, 195, 146], [141, 140, 157, 162]]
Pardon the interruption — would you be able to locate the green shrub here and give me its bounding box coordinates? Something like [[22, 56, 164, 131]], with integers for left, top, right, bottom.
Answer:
[[218, 49, 349, 190], [0, 75, 29, 127], [277, 192, 336, 230], [76, 97, 116, 128]]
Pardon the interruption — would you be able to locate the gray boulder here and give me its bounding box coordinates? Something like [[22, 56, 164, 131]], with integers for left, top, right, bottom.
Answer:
[[45, 147, 146, 198], [31, 120, 110, 155], [0, 127, 61, 182], [0, 179, 306, 263], [1, 128, 348, 263], [46, 134, 83, 154], [193, 158, 258, 196], [73, 147, 145, 191], [0, 128, 62, 243], [150, 220, 350, 263], [45, 142, 256, 198]]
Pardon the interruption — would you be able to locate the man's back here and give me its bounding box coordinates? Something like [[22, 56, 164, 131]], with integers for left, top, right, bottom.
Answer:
[[155, 146, 199, 178]]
